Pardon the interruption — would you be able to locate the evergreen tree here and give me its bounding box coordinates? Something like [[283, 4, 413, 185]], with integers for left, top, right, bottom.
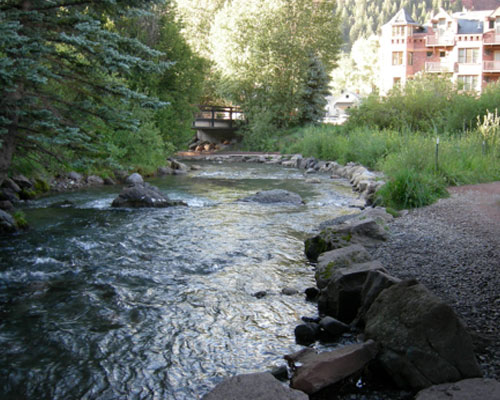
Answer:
[[0, 0, 168, 183], [299, 54, 330, 124]]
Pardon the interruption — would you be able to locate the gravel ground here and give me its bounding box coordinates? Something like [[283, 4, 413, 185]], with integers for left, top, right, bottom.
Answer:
[[372, 182, 500, 380]]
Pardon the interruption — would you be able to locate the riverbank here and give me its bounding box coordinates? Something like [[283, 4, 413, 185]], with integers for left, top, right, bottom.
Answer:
[[373, 182, 500, 381]]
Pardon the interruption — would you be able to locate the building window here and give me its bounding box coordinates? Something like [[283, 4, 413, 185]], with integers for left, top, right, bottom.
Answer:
[[457, 75, 478, 91], [440, 51, 446, 57], [392, 51, 403, 65], [427, 51, 433, 57], [408, 52, 414, 65], [392, 26, 405, 37], [458, 48, 479, 63]]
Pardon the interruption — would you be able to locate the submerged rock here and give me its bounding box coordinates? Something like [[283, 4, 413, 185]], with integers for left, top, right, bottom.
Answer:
[[111, 183, 186, 208], [202, 372, 308, 400], [240, 189, 303, 205], [365, 280, 481, 389]]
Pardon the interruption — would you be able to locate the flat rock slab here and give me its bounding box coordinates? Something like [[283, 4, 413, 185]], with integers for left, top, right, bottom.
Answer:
[[415, 378, 500, 400], [289, 340, 378, 394], [202, 372, 308, 400], [112, 183, 186, 208], [240, 189, 303, 205]]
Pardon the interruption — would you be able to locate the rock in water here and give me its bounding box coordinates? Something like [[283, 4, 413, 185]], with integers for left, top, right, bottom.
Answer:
[[202, 372, 308, 400], [111, 183, 186, 208], [240, 189, 303, 205], [125, 173, 144, 185], [0, 209, 18, 234], [288, 340, 378, 394], [364, 280, 481, 389]]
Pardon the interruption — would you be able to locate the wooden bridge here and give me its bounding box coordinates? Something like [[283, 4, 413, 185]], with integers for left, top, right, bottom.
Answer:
[[192, 105, 244, 143]]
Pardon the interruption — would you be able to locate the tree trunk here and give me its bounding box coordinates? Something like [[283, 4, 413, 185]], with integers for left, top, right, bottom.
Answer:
[[0, 131, 17, 187]]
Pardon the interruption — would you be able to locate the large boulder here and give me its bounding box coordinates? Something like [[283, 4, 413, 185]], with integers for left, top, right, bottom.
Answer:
[[240, 189, 303, 205], [364, 280, 481, 389], [12, 175, 33, 190], [318, 260, 387, 323], [287, 340, 378, 394], [315, 244, 372, 289], [415, 378, 500, 400], [111, 183, 186, 208], [202, 372, 308, 400], [0, 209, 18, 234], [306, 208, 391, 262], [353, 269, 401, 327]]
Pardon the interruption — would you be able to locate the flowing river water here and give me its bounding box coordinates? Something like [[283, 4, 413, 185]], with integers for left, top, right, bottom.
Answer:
[[0, 161, 359, 399]]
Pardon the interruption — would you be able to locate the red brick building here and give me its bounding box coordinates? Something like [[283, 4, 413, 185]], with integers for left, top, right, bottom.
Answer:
[[380, 6, 500, 93]]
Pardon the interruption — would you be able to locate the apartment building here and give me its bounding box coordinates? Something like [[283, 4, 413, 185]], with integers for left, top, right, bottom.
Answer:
[[380, 6, 500, 94]]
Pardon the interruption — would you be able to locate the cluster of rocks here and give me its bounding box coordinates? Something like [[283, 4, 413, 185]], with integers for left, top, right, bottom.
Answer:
[[202, 206, 498, 399], [178, 153, 385, 206], [188, 138, 235, 153], [111, 172, 186, 208], [0, 174, 48, 212]]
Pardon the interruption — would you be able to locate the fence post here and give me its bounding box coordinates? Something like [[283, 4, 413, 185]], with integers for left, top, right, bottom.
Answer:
[[435, 137, 439, 171]]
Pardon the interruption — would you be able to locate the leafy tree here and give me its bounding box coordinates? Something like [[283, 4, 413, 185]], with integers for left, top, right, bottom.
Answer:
[[118, 4, 209, 150], [210, 0, 342, 132], [0, 0, 168, 183]]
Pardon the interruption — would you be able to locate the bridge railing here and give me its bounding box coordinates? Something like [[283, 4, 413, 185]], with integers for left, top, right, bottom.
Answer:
[[193, 105, 244, 129]]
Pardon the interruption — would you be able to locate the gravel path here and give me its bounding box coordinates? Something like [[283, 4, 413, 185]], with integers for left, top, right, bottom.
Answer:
[[372, 182, 500, 380]]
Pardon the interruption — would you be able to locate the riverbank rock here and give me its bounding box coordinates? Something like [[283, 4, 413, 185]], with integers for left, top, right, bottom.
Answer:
[[318, 260, 387, 323], [87, 175, 104, 185], [168, 159, 189, 174], [414, 378, 500, 400], [202, 372, 308, 400], [111, 183, 186, 208], [240, 189, 303, 205], [315, 244, 372, 289], [0, 209, 18, 234], [364, 280, 481, 389], [319, 316, 350, 341], [287, 340, 378, 394], [295, 322, 320, 345], [306, 208, 392, 262], [353, 269, 401, 328], [125, 173, 144, 185]]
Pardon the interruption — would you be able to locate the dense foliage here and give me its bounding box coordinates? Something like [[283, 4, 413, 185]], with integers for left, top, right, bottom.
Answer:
[[0, 0, 207, 181]]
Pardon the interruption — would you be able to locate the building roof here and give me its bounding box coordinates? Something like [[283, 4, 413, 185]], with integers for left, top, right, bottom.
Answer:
[[388, 9, 420, 26], [457, 18, 484, 33]]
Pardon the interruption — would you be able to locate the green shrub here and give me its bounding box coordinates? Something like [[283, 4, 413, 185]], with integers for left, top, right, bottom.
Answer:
[[376, 169, 448, 210], [13, 211, 29, 230]]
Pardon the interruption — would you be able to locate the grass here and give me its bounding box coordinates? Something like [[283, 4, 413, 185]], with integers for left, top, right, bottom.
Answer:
[[280, 124, 500, 210]]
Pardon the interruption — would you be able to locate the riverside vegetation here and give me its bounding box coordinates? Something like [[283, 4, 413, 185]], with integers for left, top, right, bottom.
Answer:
[[271, 77, 500, 210]]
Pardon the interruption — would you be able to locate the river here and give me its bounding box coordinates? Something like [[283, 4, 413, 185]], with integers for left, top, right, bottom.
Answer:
[[0, 161, 358, 399]]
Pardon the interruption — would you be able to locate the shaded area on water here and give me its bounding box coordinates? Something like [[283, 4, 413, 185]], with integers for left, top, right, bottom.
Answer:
[[0, 162, 358, 399]]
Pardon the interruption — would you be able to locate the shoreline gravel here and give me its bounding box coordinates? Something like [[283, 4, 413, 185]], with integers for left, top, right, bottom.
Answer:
[[372, 182, 500, 381]]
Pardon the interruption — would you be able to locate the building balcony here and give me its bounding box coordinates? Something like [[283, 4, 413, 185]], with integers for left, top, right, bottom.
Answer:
[[425, 62, 453, 73], [483, 34, 500, 45], [484, 60, 500, 72], [426, 34, 455, 47]]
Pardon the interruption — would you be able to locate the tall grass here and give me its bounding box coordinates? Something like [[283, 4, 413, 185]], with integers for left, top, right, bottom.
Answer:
[[283, 124, 500, 209]]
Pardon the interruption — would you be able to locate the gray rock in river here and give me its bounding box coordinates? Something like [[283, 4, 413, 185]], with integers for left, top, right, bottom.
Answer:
[[111, 183, 186, 208], [202, 372, 308, 400], [125, 173, 144, 185], [0, 209, 18, 234], [240, 189, 303, 205], [365, 279, 481, 389]]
